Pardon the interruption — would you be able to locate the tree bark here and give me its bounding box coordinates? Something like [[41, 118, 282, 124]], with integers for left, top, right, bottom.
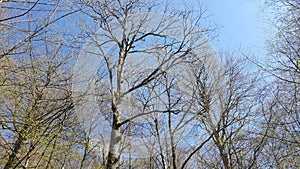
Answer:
[[106, 102, 122, 169], [213, 132, 231, 169], [106, 128, 122, 169], [169, 112, 177, 169], [4, 135, 24, 169], [154, 119, 166, 169]]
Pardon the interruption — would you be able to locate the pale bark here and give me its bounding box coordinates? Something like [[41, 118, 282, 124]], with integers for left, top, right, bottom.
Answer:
[[107, 127, 122, 169], [107, 97, 123, 169]]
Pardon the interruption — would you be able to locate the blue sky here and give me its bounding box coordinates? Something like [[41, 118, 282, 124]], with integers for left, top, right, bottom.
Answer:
[[204, 0, 271, 55]]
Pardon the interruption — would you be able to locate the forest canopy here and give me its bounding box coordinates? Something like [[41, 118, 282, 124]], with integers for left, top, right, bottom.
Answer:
[[0, 0, 299, 169]]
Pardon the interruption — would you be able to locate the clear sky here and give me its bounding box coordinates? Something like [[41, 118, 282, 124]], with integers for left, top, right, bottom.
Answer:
[[204, 0, 271, 55]]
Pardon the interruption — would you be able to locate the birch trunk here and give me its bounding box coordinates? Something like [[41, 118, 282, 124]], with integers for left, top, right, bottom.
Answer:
[[106, 93, 123, 169], [107, 125, 122, 169], [107, 51, 124, 168]]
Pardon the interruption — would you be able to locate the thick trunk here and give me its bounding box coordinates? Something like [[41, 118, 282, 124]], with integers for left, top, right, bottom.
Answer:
[[213, 133, 231, 169], [106, 48, 125, 169], [107, 103, 122, 169], [107, 127, 122, 169], [220, 147, 230, 169]]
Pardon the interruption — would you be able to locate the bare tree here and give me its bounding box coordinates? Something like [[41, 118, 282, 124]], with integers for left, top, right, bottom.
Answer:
[[256, 0, 300, 167], [183, 54, 263, 168], [77, 1, 211, 168], [265, 0, 300, 84]]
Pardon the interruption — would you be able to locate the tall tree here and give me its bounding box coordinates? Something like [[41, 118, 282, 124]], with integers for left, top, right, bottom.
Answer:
[[258, 0, 300, 167], [185, 54, 263, 168], [78, 0, 211, 168]]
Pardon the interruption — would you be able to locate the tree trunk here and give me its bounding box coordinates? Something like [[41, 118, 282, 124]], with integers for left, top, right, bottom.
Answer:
[[107, 103, 122, 169], [213, 132, 231, 169], [107, 127, 122, 169], [4, 135, 23, 169], [169, 112, 177, 169], [154, 119, 166, 169]]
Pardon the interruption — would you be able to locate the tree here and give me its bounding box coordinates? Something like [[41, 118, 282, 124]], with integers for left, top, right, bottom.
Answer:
[[0, 49, 76, 169], [4, 1, 295, 168], [185, 54, 266, 169], [256, 0, 300, 167], [266, 0, 300, 84], [0, 1, 84, 168], [77, 0, 211, 168]]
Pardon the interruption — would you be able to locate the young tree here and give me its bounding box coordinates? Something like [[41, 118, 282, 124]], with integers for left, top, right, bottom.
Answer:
[[0, 1, 83, 168]]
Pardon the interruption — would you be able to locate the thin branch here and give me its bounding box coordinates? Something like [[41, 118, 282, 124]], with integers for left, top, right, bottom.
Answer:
[[118, 109, 180, 127], [0, 9, 81, 59], [180, 134, 213, 169], [0, 0, 40, 22]]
